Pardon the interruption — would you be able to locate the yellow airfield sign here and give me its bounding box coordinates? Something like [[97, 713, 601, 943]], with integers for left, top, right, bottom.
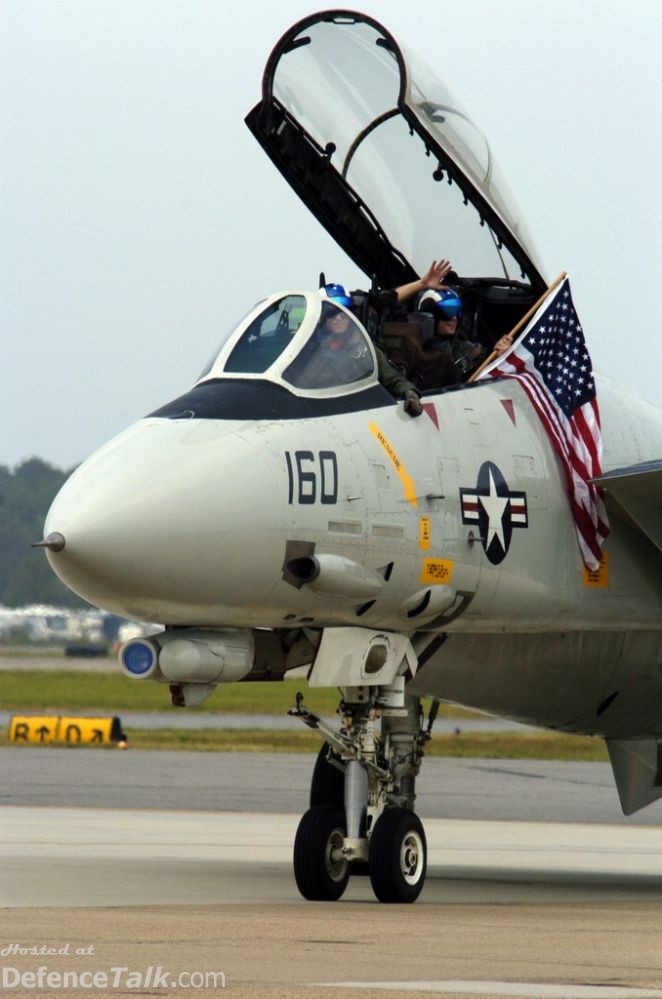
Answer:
[[8, 715, 123, 745]]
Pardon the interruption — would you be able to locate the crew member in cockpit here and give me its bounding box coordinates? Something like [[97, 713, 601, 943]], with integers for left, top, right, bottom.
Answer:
[[320, 261, 457, 414], [418, 287, 513, 384], [324, 285, 423, 417]]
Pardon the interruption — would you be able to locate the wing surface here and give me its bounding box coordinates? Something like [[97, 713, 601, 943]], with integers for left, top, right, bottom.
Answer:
[[594, 460, 662, 554]]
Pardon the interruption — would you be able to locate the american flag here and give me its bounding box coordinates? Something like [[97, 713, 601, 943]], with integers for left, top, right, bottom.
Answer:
[[477, 277, 609, 570]]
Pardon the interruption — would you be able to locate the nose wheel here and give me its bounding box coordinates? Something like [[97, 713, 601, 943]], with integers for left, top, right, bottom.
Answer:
[[368, 807, 427, 903], [293, 804, 350, 901]]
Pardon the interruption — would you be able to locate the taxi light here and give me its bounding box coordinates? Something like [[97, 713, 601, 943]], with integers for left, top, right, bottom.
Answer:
[[118, 629, 256, 685], [120, 638, 159, 679]]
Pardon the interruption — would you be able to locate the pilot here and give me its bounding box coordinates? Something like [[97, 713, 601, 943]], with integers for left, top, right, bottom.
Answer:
[[418, 288, 513, 384], [324, 284, 423, 417]]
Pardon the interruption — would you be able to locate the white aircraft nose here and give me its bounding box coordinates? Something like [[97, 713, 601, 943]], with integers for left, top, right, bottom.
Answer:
[[43, 419, 286, 624]]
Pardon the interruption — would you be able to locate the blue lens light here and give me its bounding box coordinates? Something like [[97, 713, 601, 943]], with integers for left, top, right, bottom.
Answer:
[[122, 640, 156, 676]]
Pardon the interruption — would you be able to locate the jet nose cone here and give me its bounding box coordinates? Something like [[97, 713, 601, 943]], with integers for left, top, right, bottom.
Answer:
[[43, 419, 285, 623]]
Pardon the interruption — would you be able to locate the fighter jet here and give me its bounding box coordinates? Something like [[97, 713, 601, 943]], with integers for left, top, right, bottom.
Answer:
[[39, 10, 662, 904]]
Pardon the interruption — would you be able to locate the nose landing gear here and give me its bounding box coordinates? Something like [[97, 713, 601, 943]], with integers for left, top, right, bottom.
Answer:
[[290, 685, 436, 903]]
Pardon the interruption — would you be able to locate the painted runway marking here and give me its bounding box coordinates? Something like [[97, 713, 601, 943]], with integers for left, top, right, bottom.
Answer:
[[318, 982, 662, 998]]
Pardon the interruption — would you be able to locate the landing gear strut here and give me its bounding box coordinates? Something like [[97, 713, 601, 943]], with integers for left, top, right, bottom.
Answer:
[[290, 682, 437, 903]]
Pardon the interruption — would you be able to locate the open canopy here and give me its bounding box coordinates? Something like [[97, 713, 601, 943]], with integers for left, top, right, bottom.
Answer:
[[246, 9, 547, 295]]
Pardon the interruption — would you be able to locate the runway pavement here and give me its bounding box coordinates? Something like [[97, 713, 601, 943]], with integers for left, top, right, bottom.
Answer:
[[1, 806, 662, 997], [4, 747, 662, 823], [1, 749, 662, 997]]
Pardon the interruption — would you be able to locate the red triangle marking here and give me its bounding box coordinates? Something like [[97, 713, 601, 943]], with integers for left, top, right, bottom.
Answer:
[[422, 402, 439, 429], [500, 399, 516, 426]]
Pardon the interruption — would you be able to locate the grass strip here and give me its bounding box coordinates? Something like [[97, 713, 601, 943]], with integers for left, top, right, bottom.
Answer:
[[0, 670, 480, 719], [1, 728, 609, 760], [0, 670, 339, 714]]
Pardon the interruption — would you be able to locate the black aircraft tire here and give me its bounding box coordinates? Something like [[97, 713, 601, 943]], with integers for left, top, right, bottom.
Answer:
[[369, 808, 427, 904], [309, 743, 345, 808], [293, 805, 350, 901]]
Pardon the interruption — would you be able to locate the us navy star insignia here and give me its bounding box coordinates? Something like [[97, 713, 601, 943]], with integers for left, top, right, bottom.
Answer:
[[460, 461, 528, 564]]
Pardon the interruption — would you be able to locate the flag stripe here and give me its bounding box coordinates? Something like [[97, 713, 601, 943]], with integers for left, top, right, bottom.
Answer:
[[500, 368, 606, 564]]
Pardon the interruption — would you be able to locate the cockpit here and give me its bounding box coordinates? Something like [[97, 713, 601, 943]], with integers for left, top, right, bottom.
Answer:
[[154, 9, 553, 423], [151, 292, 390, 423], [180, 276, 491, 422], [242, 10, 551, 377]]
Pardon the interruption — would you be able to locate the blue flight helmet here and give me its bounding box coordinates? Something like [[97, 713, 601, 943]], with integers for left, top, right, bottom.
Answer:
[[419, 287, 462, 321], [323, 283, 353, 309]]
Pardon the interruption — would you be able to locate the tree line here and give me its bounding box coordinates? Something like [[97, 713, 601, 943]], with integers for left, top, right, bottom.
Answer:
[[0, 458, 86, 607]]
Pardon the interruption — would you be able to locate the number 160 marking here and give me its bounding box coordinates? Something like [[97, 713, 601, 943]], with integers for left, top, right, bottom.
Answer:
[[285, 450, 338, 505]]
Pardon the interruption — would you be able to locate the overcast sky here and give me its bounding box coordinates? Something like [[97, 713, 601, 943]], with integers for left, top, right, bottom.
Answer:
[[3, 0, 661, 470]]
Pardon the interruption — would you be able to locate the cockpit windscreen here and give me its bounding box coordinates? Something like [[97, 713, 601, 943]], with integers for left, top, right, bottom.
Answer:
[[224, 295, 306, 373], [195, 294, 376, 395]]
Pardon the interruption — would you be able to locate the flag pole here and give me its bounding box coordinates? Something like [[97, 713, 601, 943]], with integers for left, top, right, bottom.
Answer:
[[468, 271, 567, 382]]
